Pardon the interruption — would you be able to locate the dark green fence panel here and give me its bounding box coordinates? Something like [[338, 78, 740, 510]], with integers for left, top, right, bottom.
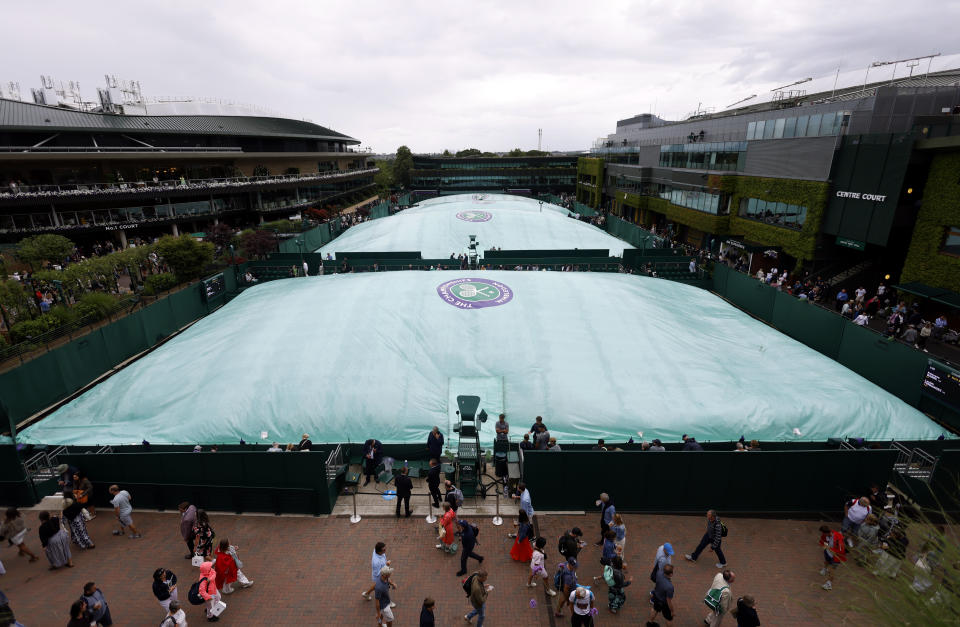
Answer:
[[3, 352, 71, 422], [138, 299, 181, 346], [722, 270, 776, 321], [0, 445, 34, 506], [836, 324, 927, 406], [523, 449, 897, 513], [54, 334, 113, 397], [61, 450, 331, 515], [99, 313, 150, 366], [771, 292, 846, 359]]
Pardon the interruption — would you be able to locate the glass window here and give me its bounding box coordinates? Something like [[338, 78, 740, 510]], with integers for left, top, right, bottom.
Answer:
[[774, 118, 786, 138], [807, 114, 822, 137], [754, 120, 765, 139], [763, 119, 776, 139], [820, 113, 836, 136], [943, 226, 960, 256], [796, 116, 809, 137], [783, 117, 797, 138], [834, 112, 847, 134]]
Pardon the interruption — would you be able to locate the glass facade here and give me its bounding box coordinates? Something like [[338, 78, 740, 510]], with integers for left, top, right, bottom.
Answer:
[[739, 197, 808, 230], [746, 111, 846, 140], [943, 226, 960, 256], [657, 184, 725, 215], [412, 174, 575, 188], [659, 142, 747, 171]]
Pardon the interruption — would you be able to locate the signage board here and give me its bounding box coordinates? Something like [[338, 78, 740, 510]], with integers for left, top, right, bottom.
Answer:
[[836, 236, 866, 251]]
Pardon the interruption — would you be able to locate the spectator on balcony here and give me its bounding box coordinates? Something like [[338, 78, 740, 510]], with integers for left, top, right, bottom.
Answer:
[[901, 325, 919, 348], [918, 322, 933, 351], [835, 288, 849, 311]]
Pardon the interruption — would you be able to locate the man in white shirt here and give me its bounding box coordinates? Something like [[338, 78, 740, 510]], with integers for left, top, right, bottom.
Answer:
[[568, 586, 595, 626], [161, 599, 188, 626], [266, 442, 282, 452], [841, 497, 871, 546], [853, 313, 869, 326]]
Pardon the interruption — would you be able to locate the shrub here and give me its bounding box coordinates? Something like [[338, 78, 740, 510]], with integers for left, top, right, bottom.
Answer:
[[10, 316, 59, 343], [143, 272, 179, 296], [74, 292, 119, 320], [46, 305, 78, 327]]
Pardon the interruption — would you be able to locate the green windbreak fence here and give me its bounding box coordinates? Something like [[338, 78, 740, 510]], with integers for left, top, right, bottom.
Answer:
[[523, 449, 898, 513], [58, 450, 334, 515], [712, 264, 960, 430], [0, 445, 33, 506], [606, 216, 667, 249], [277, 222, 340, 254], [0, 281, 216, 428]]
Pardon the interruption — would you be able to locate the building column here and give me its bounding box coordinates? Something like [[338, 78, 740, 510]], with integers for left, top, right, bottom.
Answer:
[[118, 229, 128, 248], [51, 204, 60, 227], [172, 223, 179, 237]]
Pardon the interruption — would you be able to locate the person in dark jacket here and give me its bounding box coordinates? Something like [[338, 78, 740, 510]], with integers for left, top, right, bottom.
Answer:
[[395, 467, 413, 518], [426, 458, 442, 508], [681, 434, 704, 451], [735, 594, 761, 626], [606, 555, 632, 613], [685, 509, 727, 568], [419, 597, 436, 627], [152, 567, 178, 612], [455, 519, 484, 576], [427, 427, 444, 460], [66, 598, 91, 627], [361, 439, 384, 486], [558, 527, 584, 559]]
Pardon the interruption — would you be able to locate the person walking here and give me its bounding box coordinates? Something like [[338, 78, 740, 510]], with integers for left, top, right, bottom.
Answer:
[[437, 503, 457, 554], [509, 510, 534, 562], [375, 565, 397, 627], [197, 561, 224, 622], [427, 459, 443, 509], [427, 427, 444, 460], [62, 491, 95, 549], [82, 581, 113, 626], [555, 557, 579, 618], [647, 563, 675, 626], [465, 569, 492, 626], [395, 467, 413, 518], [362, 542, 392, 603], [513, 482, 534, 522], [445, 480, 464, 512], [213, 540, 238, 595], [178, 502, 197, 559], [596, 493, 615, 546], [192, 510, 215, 561], [568, 585, 596, 627], [704, 569, 736, 626], [456, 519, 484, 576], [419, 597, 436, 627], [818, 524, 846, 590], [651, 542, 674, 582], [606, 555, 631, 614], [159, 600, 187, 627], [684, 509, 727, 568], [734, 595, 761, 627], [108, 485, 142, 538], [72, 471, 96, 518], [37, 511, 72, 570], [67, 598, 91, 627], [152, 568, 178, 613], [527, 537, 557, 595], [611, 513, 626, 553], [0, 507, 39, 562]]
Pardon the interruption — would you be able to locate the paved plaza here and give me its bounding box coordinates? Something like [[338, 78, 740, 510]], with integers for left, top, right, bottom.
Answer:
[[1, 504, 875, 626]]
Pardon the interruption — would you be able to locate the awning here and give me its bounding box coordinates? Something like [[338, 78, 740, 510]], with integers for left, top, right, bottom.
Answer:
[[894, 282, 960, 309], [722, 236, 782, 254]]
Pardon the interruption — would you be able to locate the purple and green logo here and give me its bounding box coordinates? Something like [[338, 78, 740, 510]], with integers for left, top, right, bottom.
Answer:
[[437, 278, 513, 309], [456, 210, 493, 222]]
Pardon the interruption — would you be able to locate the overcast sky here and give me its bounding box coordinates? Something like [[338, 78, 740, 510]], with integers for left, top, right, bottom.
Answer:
[[3, 1, 959, 153]]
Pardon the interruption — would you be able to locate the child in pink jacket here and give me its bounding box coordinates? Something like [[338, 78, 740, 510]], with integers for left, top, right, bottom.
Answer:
[[198, 561, 224, 621]]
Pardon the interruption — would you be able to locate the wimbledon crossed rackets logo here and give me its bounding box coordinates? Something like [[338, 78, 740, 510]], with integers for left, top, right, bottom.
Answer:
[[456, 210, 493, 222], [437, 278, 513, 309]]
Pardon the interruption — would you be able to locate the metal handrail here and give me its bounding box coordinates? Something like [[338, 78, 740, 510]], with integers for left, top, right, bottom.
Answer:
[[325, 443, 344, 481]]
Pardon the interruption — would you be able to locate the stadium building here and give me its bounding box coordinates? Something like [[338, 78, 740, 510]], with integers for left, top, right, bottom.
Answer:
[[409, 154, 577, 200], [0, 77, 377, 246], [579, 54, 960, 293]]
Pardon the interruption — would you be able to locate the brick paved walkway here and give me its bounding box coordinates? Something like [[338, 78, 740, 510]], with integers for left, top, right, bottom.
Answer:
[[2, 509, 873, 626]]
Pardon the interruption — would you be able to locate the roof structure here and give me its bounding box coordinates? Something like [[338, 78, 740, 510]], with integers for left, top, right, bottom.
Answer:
[[0, 98, 357, 142]]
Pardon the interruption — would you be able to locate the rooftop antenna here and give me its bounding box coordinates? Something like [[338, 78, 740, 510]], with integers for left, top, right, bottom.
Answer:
[[538, 128, 542, 151], [869, 53, 940, 90], [5, 81, 21, 101], [770, 77, 812, 92], [726, 94, 757, 109]]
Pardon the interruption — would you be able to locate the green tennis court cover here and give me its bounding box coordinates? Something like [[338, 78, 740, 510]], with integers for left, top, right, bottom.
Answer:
[[18, 272, 944, 446], [318, 194, 632, 258]]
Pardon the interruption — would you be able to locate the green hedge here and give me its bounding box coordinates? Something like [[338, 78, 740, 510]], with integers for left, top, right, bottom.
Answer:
[[143, 273, 179, 296], [901, 152, 960, 291], [725, 175, 830, 262]]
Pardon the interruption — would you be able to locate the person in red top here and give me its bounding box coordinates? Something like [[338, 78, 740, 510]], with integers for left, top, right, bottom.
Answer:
[[436, 503, 457, 553], [214, 539, 239, 594], [818, 525, 846, 591]]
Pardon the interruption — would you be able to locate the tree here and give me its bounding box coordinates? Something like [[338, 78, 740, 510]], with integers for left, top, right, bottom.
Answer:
[[206, 223, 235, 249], [155, 235, 215, 282], [442, 149, 452, 157], [455, 148, 482, 157], [393, 146, 414, 188], [508, 148, 525, 157], [373, 159, 395, 197], [239, 230, 278, 260], [16, 234, 75, 269]]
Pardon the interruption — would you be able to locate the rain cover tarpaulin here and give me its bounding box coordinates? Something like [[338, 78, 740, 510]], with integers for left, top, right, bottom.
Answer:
[[318, 194, 632, 258], [19, 272, 944, 446]]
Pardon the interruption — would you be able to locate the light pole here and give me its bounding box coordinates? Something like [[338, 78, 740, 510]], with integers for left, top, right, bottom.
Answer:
[[296, 239, 305, 276]]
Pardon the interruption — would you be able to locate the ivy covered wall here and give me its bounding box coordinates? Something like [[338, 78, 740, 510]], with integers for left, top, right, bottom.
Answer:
[[901, 152, 960, 292], [576, 157, 605, 208], [725, 175, 830, 262]]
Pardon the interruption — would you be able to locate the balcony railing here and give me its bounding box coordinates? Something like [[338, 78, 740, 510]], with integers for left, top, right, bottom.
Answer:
[[0, 168, 378, 200], [0, 145, 243, 153]]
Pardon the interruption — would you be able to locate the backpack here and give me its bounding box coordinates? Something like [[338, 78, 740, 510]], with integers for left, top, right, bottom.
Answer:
[[704, 585, 729, 612], [462, 572, 478, 596], [554, 564, 565, 590], [720, 521, 728, 538], [471, 522, 480, 539], [603, 564, 616, 586], [187, 578, 207, 605]]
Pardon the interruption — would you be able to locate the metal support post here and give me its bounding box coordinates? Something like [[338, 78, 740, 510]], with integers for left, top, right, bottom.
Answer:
[[425, 493, 437, 524], [492, 491, 503, 526], [350, 489, 361, 524]]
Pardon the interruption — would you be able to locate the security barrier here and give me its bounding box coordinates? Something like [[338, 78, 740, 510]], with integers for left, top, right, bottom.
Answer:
[[522, 448, 899, 513]]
